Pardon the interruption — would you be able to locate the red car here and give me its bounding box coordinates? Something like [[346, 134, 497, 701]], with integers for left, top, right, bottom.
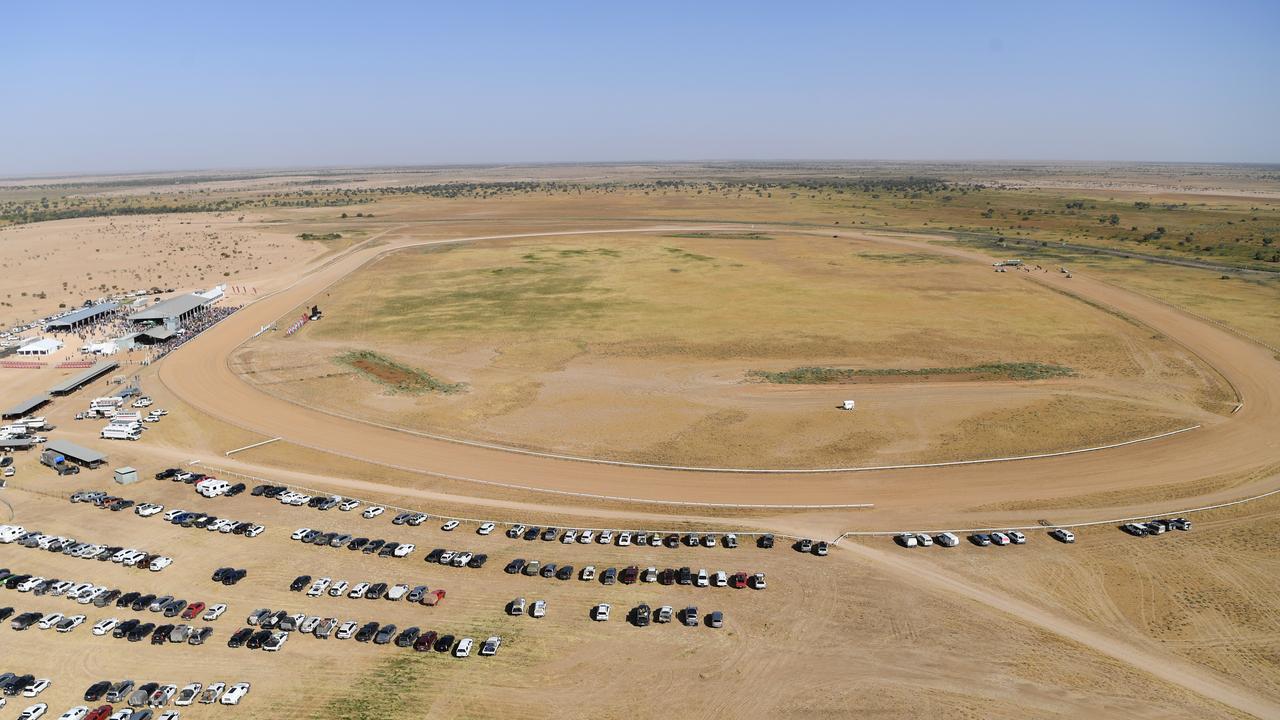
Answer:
[[422, 589, 446, 607], [729, 572, 748, 589], [86, 705, 114, 720], [181, 601, 206, 620], [620, 566, 639, 584]]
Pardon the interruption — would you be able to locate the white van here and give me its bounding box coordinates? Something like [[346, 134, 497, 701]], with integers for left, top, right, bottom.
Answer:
[[101, 426, 140, 441]]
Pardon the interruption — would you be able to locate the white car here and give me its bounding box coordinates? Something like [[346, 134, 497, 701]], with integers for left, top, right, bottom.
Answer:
[[18, 704, 48, 720], [37, 613, 64, 630], [339, 499, 360, 512], [387, 584, 409, 601], [291, 527, 312, 541], [56, 615, 86, 632], [149, 556, 173, 572], [203, 604, 227, 621], [441, 520, 460, 532], [328, 580, 350, 597], [22, 679, 50, 698], [57, 706, 87, 720], [915, 533, 934, 547], [896, 533, 918, 548], [477, 522, 495, 535], [453, 637, 473, 657], [480, 636, 501, 656], [174, 683, 202, 707], [158, 711, 181, 720], [135, 504, 164, 517], [712, 571, 727, 588], [593, 603, 611, 621], [393, 543, 416, 558], [990, 532, 1011, 546], [1008, 530, 1027, 544], [198, 683, 225, 705], [362, 506, 384, 519], [598, 530, 614, 544], [934, 532, 960, 547], [452, 552, 473, 567], [219, 682, 251, 705], [560, 530, 577, 544], [578, 530, 595, 544], [163, 509, 184, 522], [336, 621, 359, 640], [307, 577, 332, 597], [750, 572, 767, 590], [580, 565, 596, 581], [530, 600, 547, 618], [132, 398, 153, 408], [617, 531, 632, 547], [149, 684, 177, 707], [1050, 528, 1076, 543], [695, 569, 709, 587], [348, 582, 370, 599]]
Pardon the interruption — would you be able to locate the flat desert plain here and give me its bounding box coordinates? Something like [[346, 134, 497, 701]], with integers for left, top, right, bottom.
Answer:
[[0, 163, 1277, 719]]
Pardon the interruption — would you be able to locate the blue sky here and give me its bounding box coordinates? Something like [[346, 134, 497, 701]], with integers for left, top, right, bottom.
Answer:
[[3, 1, 1277, 175]]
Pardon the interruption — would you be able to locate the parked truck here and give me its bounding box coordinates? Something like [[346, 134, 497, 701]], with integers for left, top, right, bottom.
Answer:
[[40, 449, 80, 475]]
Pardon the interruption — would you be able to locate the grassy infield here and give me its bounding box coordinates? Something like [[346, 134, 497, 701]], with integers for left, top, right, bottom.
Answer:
[[748, 362, 1074, 384]]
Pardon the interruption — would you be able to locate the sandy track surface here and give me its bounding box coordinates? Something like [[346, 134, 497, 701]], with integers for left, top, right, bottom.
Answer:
[[157, 223, 1279, 511]]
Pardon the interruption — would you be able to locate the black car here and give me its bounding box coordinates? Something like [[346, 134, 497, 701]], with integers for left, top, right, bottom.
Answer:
[[540, 563, 557, 578], [212, 567, 231, 582], [467, 553, 489, 569], [378, 542, 400, 557], [355, 622, 379, 642], [223, 568, 247, 585], [3, 675, 35, 696], [366, 583, 387, 600], [152, 624, 175, 644], [226, 482, 246, 497], [658, 568, 675, 585], [522, 526, 541, 541], [373, 623, 397, 644], [250, 484, 269, 496], [94, 589, 121, 608], [290, 575, 312, 592], [84, 679, 112, 701], [128, 622, 156, 642], [113, 618, 140, 638], [163, 599, 187, 617], [363, 539, 386, 555], [246, 628, 272, 649], [601, 567, 618, 585], [348, 537, 369, 551], [677, 567, 692, 585], [433, 633, 456, 652], [0, 607, 13, 623], [663, 534, 680, 548], [394, 626, 421, 647], [10, 611, 42, 630], [556, 564, 574, 580], [131, 593, 156, 611], [228, 627, 253, 648], [757, 534, 774, 549], [425, 548, 446, 563], [504, 558, 526, 574], [155, 468, 179, 480], [632, 604, 652, 627]]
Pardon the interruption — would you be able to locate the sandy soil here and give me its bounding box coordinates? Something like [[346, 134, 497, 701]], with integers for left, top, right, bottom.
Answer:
[[1, 177, 1278, 718]]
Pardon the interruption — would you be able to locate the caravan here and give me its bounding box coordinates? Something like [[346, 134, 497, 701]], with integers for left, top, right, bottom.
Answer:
[[90, 397, 124, 412], [101, 426, 141, 441]]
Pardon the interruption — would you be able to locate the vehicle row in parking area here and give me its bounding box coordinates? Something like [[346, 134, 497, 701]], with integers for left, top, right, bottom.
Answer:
[[502, 560, 767, 589], [232, 607, 499, 656], [895, 527, 1077, 548], [591, 602, 724, 628], [1121, 517, 1191, 536], [289, 527, 416, 558], [288, 575, 447, 605], [0, 528, 172, 572], [80, 676, 251, 710], [0, 568, 227, 621]]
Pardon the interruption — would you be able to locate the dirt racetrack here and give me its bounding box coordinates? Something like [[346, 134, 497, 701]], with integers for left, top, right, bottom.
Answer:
[[157, 223, 1279, 518]]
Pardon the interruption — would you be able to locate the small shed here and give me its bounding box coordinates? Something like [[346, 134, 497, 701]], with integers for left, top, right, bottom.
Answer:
[[113, 466, 139, 485]]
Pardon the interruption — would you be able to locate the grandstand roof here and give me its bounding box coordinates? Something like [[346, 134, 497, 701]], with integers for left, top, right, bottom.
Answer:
[[127, 294, 208, 322], [45, 302, 118, 330]]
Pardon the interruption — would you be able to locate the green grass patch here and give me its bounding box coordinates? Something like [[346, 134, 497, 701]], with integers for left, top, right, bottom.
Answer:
[[749, 362, 1075, 384], [662, 246, 714, 261], [298, 232, 343, 241], [853, 251, 960, 265], [336, 350, 466, 394]]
